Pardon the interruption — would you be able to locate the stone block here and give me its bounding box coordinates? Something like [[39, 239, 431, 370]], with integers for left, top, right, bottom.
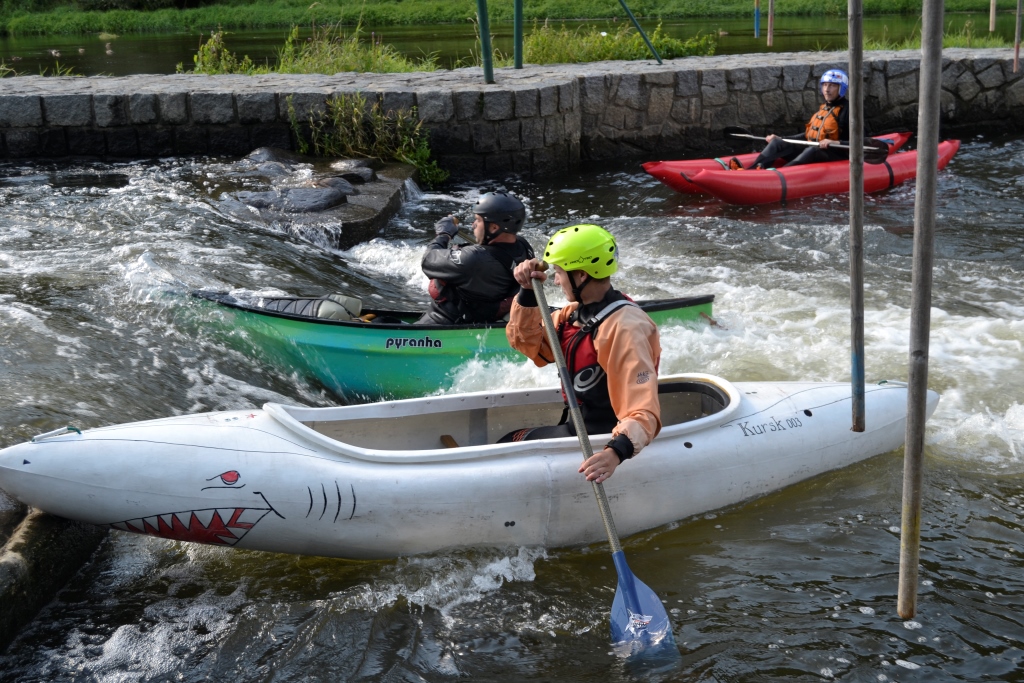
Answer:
[[484, 152, 513, 174], [939, 89, 958, 121], [544, 115, 565, 146], [975, 64, 1005, 90], [623, 108, 645, 130], [785, 91, 805, 118], [382, 90, 416, 115], [471, 121, 498, 153], [782, 64, 810, 91], [497, 120, 521, 151], [708, 104, 739, 131], [646, 86, 674, 125], [416, 90, 454, 123], [454, 90, 482, 121], [93, 94, 127, 128], [520, 118, 546, 150], [441, 154, 485, 178], [669, 98, 699, 125], [67, 128, 106, 156], [429, 123, 473, 154], [1008, 78, 1024, 108], [514, 88, 539, 118], [43, 94, 92, 126], [676, 70, 699, 97], [0, 96, 42, 127], [128, 94, 158, 125], [866, 68, 889, 109], [191, 92, 235, 124], [1001, 59, 1024, 84], [106, 128, 139, 157], [511, 150, 532, 173], [580, 76, 606, 115], [942, 61, 965, 91], [803, 91, 819, 111], [955, 70, 981, 102], [749, 65, 782, 93], [281, 92, 326, 122], [483, 90, 514, 120], [738, 97, 766, 126], [563, 112, 581, 141], [137, 127, 176, 156], [236, 92, 277, 124], [158, 92, 188, 124], [886, 59, 919, 78], [760, 89, 788, 125], [726, 68, 750, 92], [175, 126, 208, 155], [558, 80, 578, 111], [532, 143, 568, 173], [539, 84, 559, 116], [701, 70, 729, 106], [251, 124, 292, 150], [643, 70, 674, 87], [40, 128, 68, 156], [208, 126, 252, 155], [601, 106, 626, 130], [4, 129, 39, 157], [613, 73, 644, 109]]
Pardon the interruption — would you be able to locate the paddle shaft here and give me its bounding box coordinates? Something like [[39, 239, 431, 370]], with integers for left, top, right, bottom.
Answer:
[[728, 131, 858, 151], [530, 271, 623, 555]]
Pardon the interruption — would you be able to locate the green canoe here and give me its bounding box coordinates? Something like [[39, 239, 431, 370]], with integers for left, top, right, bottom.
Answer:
[[194, 291, 714, 401]]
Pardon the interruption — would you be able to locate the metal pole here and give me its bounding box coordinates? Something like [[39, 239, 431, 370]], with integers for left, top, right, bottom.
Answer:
[[755, 0, 761, 39], [991, 0, 998, 32], [617, 0, 662, 63], [849, 0, 866, 433], [514, 0, 523, 69], [1015, 0, 1022, 72], [476, 0, 495, 83], [767, 0, 775, 46], [897, 0, 944, 620]]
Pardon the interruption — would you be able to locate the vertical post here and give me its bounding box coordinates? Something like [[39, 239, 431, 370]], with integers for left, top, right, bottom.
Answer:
[[897, 0, 944, 620], [849, 0, 865, 433], [616, 0, 662, 63], [514, 0, 523, 69], [767, 0, 775, 46], [476, 0, 495, 83], [991, 0, 998, 32], [1016, 0, 1022, 72], [755, 0, 761, 39]]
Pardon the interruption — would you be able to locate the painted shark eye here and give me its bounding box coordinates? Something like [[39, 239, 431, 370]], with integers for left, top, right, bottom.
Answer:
[[219, 471, 240, 485]]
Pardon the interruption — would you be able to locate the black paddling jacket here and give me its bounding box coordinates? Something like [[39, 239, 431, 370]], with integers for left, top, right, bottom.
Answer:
[[419, 234, 535, 325]]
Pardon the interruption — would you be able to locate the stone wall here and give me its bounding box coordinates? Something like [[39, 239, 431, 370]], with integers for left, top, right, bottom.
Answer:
[[0, 48, 1020, 176]]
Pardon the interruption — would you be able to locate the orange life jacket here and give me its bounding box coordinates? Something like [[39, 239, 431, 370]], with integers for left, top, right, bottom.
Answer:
[[805, 103, 843, 142]]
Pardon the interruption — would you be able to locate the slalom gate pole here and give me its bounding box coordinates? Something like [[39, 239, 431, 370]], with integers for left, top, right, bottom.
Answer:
[[898, 0, 944, 620], [514, 0, 523, 69], [476, 0, 495, 83], [617, 0, 662, 63], [849, 0, 866, 433]]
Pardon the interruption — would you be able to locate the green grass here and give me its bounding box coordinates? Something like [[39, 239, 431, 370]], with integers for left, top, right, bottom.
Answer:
[[2, 0, 1020, 36], [503, 20, 716, 64], [863, 19, 1014, 49]]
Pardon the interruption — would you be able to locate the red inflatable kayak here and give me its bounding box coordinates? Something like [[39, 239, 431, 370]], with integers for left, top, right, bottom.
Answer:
[[686, 140, 960, 205], [643, 132, 913, 195]]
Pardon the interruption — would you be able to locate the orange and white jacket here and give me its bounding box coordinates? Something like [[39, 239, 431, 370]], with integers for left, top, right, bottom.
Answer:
[[506, 295, 662, 456]]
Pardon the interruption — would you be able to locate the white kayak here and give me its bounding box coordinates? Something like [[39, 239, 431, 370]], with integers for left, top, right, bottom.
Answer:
[[0, 374, 937, 560]]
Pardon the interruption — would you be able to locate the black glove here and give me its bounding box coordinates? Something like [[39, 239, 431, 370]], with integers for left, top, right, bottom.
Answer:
[[434, 216, 459, 237]]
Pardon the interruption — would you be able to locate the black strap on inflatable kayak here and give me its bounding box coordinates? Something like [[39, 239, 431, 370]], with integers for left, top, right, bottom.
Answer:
[[883, 160, 895, 188], [770, 168, 788, 204]]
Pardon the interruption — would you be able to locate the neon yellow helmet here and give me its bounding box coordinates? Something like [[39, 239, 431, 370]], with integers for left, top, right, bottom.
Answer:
[[542, 224, 619, 279]]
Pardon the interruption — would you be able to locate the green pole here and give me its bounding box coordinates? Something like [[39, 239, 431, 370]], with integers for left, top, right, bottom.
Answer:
[[514, 0, 523, 68], [476, 0, 495, 83], [617, 0, 662, 64]]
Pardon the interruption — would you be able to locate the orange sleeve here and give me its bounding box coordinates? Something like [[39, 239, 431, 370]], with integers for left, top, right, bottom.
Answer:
[[592, 306, 662, 455], [505, 297, 578, 368]]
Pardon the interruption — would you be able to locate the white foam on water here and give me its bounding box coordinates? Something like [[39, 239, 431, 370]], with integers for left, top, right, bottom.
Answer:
[[337, 238, 430, 292]]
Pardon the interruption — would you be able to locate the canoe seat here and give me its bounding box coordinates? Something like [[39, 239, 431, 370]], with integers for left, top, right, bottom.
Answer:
[[260, 293, 362, 320], [658, 381, 729, 426]]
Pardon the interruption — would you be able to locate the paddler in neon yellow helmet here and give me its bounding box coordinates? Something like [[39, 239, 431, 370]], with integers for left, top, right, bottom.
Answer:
[[501, 224, 662, 484]]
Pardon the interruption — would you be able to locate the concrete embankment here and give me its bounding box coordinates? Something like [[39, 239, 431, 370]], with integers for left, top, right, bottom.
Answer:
[[0, 48, 1021, 176]]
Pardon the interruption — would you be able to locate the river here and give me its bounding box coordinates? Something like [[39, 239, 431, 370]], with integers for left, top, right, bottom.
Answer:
[[1, 11, 1019, 76], [0, 132, 1022, 680]]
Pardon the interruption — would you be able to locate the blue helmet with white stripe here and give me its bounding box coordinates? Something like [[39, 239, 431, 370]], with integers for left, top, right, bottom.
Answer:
[[820, 69, 849, 98]]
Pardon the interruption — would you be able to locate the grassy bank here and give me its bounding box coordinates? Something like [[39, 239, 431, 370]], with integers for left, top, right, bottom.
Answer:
[[2, 0, 1020, 36]]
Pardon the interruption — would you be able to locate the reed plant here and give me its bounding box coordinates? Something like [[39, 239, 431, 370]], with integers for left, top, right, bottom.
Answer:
[[520, 20, 716, 64], [863, 20, 1012, 49], [287, 93, 449, 187], [182, 26, 436, 75]]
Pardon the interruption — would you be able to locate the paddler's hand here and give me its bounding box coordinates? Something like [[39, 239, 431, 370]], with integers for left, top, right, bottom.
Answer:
[[819, 138, 832, 149], [766, 134, 779, 143], [434, 215, 459, 237], [580, 448, 619, 484], [513, 258, 548, 289]]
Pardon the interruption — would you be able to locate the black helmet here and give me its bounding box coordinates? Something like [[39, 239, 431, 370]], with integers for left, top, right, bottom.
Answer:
[[472, 191, 526, 235]]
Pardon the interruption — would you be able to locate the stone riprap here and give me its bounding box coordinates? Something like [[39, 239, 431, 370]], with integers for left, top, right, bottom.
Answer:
[[0, 48, 1020, 176]]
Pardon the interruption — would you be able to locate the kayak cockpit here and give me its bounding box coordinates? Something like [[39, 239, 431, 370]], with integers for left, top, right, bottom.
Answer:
[[264, 374, 741, 461]]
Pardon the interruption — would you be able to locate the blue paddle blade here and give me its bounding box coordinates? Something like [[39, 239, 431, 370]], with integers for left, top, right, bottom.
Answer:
[[609, 551, 675, 653]]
